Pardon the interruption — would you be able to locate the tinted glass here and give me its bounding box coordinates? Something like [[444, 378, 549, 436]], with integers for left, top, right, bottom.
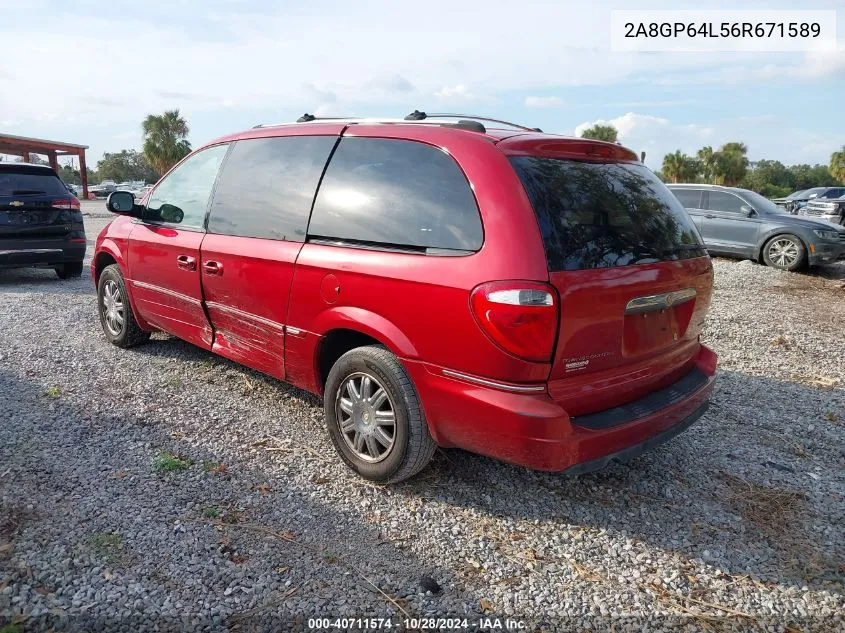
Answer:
[[208, 136, 336, 241], [510, 157, 706, 271], [739, 190, 785, 214], [706, 191, 746, 213], [821, 188, 844, 199], [146, 144, 229, 228], [672, 189, 703, 209], [0, 167, 69, 197], [308, 138, 482, 251]]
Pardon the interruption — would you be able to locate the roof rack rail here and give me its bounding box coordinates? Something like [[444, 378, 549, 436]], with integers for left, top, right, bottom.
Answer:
[[253, 113, 539, 134], [286, 113, 490, 133], [295, 113, 357, 123], [253, 114, 358, 128], [404, 110, 542, 133]]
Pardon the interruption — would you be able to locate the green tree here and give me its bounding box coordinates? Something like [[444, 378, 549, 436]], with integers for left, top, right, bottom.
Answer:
[[830, 146, 845, 184], [58, 164, 82, 184], [788, 164, 834, 190], [661, 151, 699, 183], [696, 146, 717, 183], [142, 109, 191, 177], [712, 142, 748, 186], [740, 159, 794, 193], [96, 149, 157, 183], [579, 124, 618, 143]]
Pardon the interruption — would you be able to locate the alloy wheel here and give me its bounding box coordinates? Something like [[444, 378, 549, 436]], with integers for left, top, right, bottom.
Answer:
[[335, 372, 396, 463], [102, 279, 125, 336], [767, 238, 799, 268]]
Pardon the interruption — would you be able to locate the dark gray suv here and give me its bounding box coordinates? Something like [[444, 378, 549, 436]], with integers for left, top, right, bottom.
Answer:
[[668, 184, 845, 271]]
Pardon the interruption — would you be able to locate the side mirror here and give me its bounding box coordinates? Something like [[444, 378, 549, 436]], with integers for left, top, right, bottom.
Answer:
[[106, 191, 140, 216], [740, 204, 755, 217], [158, 203, 184, 224]]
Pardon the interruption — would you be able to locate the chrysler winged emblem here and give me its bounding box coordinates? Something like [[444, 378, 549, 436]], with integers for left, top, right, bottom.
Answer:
[[9, 201, 24, 207]]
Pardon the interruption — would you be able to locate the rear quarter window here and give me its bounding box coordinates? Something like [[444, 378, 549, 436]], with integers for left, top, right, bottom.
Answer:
[[308, 137, 483, 252], [510, 157, 706, 271], [671, 188, 703, 209]]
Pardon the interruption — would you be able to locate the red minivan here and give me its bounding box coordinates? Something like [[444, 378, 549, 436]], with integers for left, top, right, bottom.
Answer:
[[93, 113, 717, 483]]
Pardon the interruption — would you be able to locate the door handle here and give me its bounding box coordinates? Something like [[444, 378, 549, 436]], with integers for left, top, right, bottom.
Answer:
[[176, 255, 196, 271], [203, 260, 223, 276], [705, 214, 715, 219]]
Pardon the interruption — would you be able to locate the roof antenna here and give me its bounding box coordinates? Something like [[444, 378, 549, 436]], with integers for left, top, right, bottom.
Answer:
[[296, 113, 316, 123], [404, 110, 427, 121]]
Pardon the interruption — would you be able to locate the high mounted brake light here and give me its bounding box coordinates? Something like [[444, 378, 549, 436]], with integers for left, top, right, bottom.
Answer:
[[499, 137, 640, 162]]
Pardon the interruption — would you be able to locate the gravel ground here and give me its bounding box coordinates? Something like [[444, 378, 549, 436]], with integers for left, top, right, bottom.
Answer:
[[1, 216, 843, 632]]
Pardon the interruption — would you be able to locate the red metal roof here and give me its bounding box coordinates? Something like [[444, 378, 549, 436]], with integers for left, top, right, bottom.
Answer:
[[0, 133, 88, 152]]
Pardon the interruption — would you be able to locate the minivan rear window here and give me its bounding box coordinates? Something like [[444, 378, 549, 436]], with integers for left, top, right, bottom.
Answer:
[[0, 167, 68, 197], [510, 157, 706, 271]]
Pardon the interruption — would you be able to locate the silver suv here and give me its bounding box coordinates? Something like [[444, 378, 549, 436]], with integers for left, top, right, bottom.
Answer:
[[669, 184, 845, 271], [800, 195, 845, 226]]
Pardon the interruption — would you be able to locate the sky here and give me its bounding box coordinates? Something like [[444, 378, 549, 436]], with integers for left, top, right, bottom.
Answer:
[[0, 0, 843, 172]]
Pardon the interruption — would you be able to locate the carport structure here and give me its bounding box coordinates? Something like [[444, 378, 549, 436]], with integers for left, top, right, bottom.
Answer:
[[0, 133, 90, 198]]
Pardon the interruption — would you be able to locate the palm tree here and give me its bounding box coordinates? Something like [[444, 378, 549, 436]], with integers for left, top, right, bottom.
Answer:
[[580, 124, 618, 143], [830, 146, 845, 184], [713, 141, 749, 186], [697, 146, 716, 183], [142, 110, 192, 178], [662, 151, 689, 183]]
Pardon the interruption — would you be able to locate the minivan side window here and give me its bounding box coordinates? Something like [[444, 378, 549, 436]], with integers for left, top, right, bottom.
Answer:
[[308, 138, 483, 252], [145, 144, 229, 229], [706, 191, 746, 214], [208, 136, 338, 241], [672, 189, 703, 209]]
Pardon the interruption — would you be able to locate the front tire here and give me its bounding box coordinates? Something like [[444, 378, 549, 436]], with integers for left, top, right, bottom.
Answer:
[[324, 346, 436, 483], [762, 234, 806, 271], [97, 264, 150, 348], [56, 261, 84, 279]]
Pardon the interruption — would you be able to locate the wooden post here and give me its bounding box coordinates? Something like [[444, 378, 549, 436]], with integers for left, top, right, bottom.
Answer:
[[79, 150, 89, 199], [48, 151, 59, 173]]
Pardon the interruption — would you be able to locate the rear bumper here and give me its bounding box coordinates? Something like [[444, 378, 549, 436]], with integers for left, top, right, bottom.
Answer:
[[0, 240, 85, 268], [405, 345, 717, 473]]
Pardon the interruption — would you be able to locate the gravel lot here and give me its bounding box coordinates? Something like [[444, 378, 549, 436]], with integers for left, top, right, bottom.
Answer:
[[1, 214, 843, 632]]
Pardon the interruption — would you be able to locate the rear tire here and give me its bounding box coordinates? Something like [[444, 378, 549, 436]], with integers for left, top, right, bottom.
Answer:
[[97, 264, 150, 348], [56, 261, 84, 279], [324, 345, 436, 483], [762, 234, 806, 271]]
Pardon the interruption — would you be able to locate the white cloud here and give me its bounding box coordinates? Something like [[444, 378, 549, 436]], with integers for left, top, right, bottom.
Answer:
[[572, 111, 839, 169], [0, 1, 841, 164], [313, 103, 340, 117], [573, 113, 714, 155], [434, 84, 476, 102], [525, 96, 564, 108]]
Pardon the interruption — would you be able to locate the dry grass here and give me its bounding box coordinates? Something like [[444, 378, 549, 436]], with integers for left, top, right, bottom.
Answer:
[[720, 473, 807, 532], [790, 374, 840, 390], [717, 473, 833, 579]]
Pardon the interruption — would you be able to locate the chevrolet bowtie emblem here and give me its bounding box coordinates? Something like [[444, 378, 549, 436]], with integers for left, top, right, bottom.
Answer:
[[9, 201, 24, 207]]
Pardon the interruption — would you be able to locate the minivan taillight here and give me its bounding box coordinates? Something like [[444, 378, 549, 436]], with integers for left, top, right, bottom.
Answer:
[[52, 198, 81, 210], [470, 281, 559, 362]]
